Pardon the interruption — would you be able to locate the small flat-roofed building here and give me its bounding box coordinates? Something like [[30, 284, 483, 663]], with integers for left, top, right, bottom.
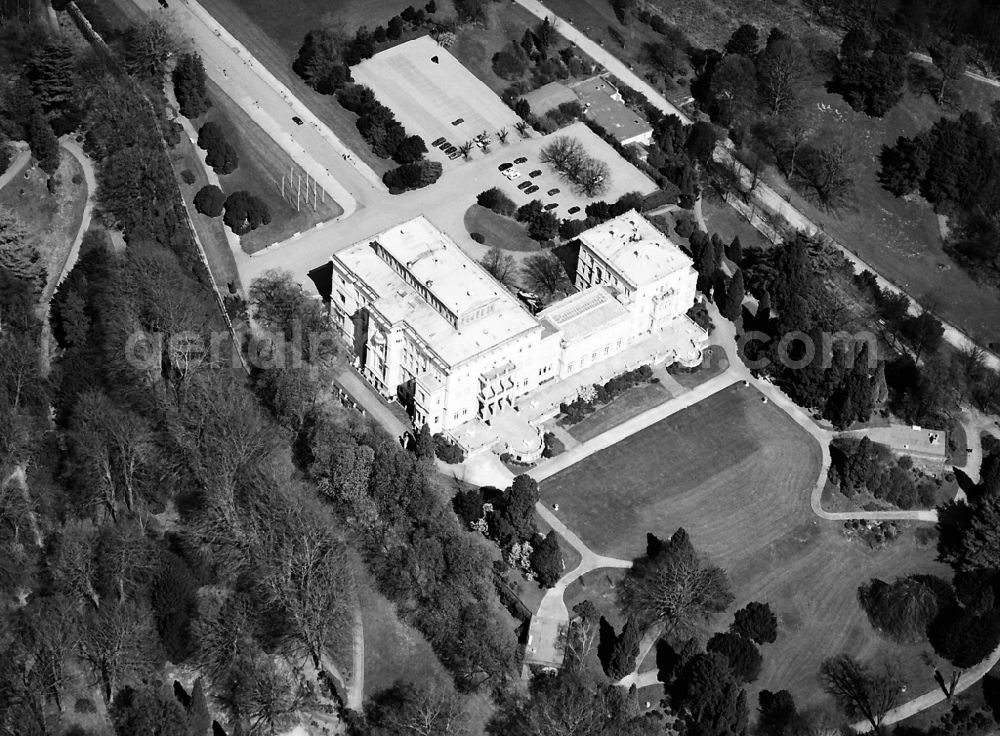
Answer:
[[571, 76, 653, 146], [575, 210, 699, 337], [522, 81, 578, 115], [537, 286, 633, 379]]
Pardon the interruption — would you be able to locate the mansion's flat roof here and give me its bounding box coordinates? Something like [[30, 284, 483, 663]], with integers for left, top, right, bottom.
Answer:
[[577, 210, 693, 288], [538, 286, 630, 344], [333, 216, 538, 367]]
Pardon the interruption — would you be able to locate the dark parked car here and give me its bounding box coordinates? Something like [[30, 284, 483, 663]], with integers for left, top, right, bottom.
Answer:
[[514, 156, 528, 164], [451, 118, 464, 125], [498, 162, 513, 171], [517, 181, 532, 190], [291, 116, 303, 125], [543, 202, 558, 210], [567, 206, 580, 214], [444, 145, 457, 154], [432, 137, 446, 146], [547, 188, 560, 196], [435, 140, 450, 149], [448, 151, 461, 159], [529, 169, 542, 178], [525, 185, 539, 194]]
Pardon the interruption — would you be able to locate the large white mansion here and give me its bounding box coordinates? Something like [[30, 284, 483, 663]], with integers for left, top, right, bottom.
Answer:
[[328, 211, 707, 459]]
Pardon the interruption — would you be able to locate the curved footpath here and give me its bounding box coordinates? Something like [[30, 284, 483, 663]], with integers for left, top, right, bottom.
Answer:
[[55, 139, 97, 292], [513, 0, 1000, 372]]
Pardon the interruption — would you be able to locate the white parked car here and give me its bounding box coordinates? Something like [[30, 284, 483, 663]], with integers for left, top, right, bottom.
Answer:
[[503, 169, 521, 181]]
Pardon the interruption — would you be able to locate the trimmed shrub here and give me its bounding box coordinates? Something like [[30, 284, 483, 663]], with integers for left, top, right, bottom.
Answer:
[[477, 187, 517, 216], [731, 601, 778, 644], [223, 190, 271, 234], [382, 160, 442, 193], [180, 169, 196, 185], [434, 433, 465, 464], [193, 184, 225, 217], [470, 232, 485, 244], [707, 632, 762, 683]]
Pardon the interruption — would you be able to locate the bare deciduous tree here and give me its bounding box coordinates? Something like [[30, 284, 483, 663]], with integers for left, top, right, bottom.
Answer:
[[618, 528, 733, 638], [521, 253, 570, 298], [256, 502, 353, 671], [798, 136, 855, 208], [497, 127, 509, 144], [756, 39, 809, 115], [575, 159, 610, 197], [479, 247, 517, 289], [820, 655, 903, 735], [77, 600, 157, 704]]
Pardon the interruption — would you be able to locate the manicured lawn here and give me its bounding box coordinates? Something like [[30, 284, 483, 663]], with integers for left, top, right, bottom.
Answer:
[[564, 381, 673, 443], [170, 127, 242, 291], [542, 382, 949, 712], [701, 193, 774, 252], [196, 82, 343, 254], [542, 383, 816, 560], [948, 418, 968, 468], [0, 149, 87, 292], [463, 204, 540, 253], [668, 344, 729, 390]]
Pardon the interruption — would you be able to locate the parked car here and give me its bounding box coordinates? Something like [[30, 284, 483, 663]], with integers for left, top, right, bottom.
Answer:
[[543, 202, 558, 210], [444, 145, 457, 154], [498, 162, 513, 171], [432, 137, 446, 146], [525, 185, 539, 194], [504, 169, 522, 180], [448, 151, 461, 159], [514, 156, 528, 164], [529, 169, 542, 178], [517, 181, 532, 190], [435, 140, 450, 149], [452, 118, 464, 125], [567, 206, 580, 214], [547, 188, 560, 196], [291, 116, 303, 125]]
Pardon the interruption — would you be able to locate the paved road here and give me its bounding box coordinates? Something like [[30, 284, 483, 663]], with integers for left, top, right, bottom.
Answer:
[[910, 51, 1000, 89], [134, 0, 378, 218], [516, 0, 1000, 371]]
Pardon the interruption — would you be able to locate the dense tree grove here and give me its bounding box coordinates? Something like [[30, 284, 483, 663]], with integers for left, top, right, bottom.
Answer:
[[828, 437, 938, 509], [0, 15, 524, 735]]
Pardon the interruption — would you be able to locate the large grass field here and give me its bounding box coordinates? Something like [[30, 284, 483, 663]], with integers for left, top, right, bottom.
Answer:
[[541, 383, 950, 712], [197, 82, 343, 254]]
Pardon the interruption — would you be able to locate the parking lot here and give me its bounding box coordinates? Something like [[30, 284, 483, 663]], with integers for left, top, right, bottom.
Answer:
[[488, 122, 658, 218]]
